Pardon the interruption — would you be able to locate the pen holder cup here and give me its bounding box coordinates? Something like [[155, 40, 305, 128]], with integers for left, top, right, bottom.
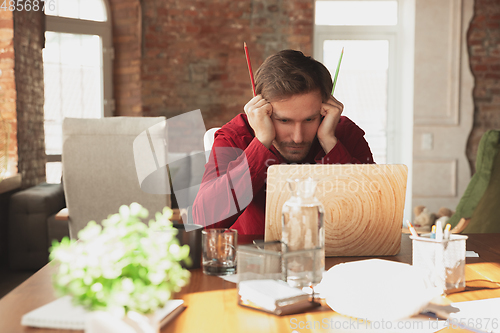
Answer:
[[411, 234, 467, 294]]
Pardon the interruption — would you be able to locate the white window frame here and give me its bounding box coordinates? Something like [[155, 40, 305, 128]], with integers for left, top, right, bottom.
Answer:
[[45, 0, 114, 165], [313, 0, 415, 221]]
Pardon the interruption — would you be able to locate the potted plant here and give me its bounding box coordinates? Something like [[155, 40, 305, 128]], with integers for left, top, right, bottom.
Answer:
[[50, 202, 191, 332]]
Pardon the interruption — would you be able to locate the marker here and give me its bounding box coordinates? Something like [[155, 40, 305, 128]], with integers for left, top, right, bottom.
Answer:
[[444, 223, 451, 240], [332, 47, 344, 95], [430, 225, 436, 239], [406, 220, 419, 237], [244, 42, 256, 97]]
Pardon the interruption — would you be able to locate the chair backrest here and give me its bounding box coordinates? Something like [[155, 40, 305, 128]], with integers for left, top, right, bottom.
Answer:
[[203, 128, 221, 153], [62, 117, 170, 238]]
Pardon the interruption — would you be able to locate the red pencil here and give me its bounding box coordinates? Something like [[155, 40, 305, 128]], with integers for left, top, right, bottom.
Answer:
[[244, 42, 256, 97]]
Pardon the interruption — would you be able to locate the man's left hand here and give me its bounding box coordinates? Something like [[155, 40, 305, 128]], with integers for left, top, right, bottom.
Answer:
[[317, 95, 343, 154]]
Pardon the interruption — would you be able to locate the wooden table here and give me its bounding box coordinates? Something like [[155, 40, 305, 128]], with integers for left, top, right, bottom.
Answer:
[[1, 234, 500, 333]]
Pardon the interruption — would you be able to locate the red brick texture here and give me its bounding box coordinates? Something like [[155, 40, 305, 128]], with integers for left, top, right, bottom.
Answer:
[[111, 0, 314, 131], [13, 9, 45, 188], [11, 0, 498, 184], [0, 10, 16, 177], [466, 0, 500, 173], [109, 0, 143, 116]]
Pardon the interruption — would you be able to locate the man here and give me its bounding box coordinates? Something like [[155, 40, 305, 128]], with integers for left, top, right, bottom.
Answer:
[[193, 49, 374, 235]]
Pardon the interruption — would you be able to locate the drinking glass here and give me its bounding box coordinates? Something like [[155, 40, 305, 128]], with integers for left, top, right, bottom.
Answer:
[[202, 228, 237, 275]]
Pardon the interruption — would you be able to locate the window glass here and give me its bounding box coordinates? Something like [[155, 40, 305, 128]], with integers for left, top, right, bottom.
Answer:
[[315, 1, 398, 26], [46, 162, 62, 184], [43, 32, 103, 157], [46, 0, 107, 22], [324, 40, 389, 163], [44, 1, 110, 184]]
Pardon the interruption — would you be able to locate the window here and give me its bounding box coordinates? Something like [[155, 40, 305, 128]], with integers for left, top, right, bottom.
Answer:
[[45, 0, 107, 22], [315, 0, 399, 164], [314, 0, 415, 220], [44, 0, 113, 183], [323, 40, 390, 163], [315, 1, 398, 26]]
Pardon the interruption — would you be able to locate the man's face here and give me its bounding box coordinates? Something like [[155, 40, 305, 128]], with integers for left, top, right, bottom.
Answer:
[[270, 90, 323, 162]]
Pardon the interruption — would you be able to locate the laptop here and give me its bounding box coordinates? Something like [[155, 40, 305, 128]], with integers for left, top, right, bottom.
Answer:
[[264, 164, 408, 256]]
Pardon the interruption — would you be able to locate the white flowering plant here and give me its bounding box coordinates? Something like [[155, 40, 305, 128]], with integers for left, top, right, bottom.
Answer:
[[49, 203, 191, 317]]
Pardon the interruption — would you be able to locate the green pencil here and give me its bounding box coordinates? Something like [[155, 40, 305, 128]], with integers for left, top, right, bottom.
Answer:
[[332, 47, 344, 95]]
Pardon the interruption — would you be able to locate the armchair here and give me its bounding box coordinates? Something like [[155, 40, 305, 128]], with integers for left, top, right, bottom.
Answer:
[[61, 117, 174, 238]]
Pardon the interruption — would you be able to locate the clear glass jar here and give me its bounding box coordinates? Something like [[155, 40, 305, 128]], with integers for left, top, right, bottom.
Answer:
[[281, 177, 325, 288]]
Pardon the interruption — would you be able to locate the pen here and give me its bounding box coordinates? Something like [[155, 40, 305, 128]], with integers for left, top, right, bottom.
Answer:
[[244, 42, 256, 97], [444, 223, 451, 240], [406, 220, 419, 237], [430, 225, 436, 239], [332, 47, 344, 95]]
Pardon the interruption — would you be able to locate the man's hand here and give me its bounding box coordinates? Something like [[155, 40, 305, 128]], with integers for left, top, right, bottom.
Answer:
[[244, 95, 275, 148], [318, 95, 343, 154]]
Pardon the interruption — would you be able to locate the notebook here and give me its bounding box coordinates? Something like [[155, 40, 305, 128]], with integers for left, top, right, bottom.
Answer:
[[21, 296, 185, 330], [264, 164, 408, 256]]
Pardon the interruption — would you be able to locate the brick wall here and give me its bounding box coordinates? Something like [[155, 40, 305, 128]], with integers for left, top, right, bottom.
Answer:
[[137, 0, 314, 131], [110, 0, 143, 116], [108, 0, 500, 170], [12, 0, 498, 184], [0, 10, 16, 177], [13, 9, 45, 188], [466, 0, 500, 173]]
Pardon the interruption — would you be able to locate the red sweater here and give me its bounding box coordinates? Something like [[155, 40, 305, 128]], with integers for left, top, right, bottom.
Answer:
[[192, 114, 374, 235]]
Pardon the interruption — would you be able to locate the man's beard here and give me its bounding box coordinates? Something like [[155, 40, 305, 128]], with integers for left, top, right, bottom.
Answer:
[[272, 141, 313, 163]]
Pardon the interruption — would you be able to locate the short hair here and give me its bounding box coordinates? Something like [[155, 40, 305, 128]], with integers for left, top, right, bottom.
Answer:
[[254, 50, 333, 102]]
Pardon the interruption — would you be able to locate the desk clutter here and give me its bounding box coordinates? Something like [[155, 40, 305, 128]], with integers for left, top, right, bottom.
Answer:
[[16, 192, 493, 331], [236, 240, 322, 315], [232, 177, 326, 315], [14, 232, 500, 333], [235, 239, 463, 319]]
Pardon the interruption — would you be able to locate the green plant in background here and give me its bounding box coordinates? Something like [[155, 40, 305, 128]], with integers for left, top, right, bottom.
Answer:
[[50, 203, 191, 317]]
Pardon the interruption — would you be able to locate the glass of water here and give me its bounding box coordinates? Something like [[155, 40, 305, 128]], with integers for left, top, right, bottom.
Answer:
[[202, 229, 238, 275]]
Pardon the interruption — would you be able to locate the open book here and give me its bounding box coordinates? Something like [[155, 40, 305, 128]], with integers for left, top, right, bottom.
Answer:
[[21, 296, 185, 330]]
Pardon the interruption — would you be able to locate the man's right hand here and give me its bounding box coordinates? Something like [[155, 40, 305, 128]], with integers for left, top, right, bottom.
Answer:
[[244, 95, 275, 148]]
